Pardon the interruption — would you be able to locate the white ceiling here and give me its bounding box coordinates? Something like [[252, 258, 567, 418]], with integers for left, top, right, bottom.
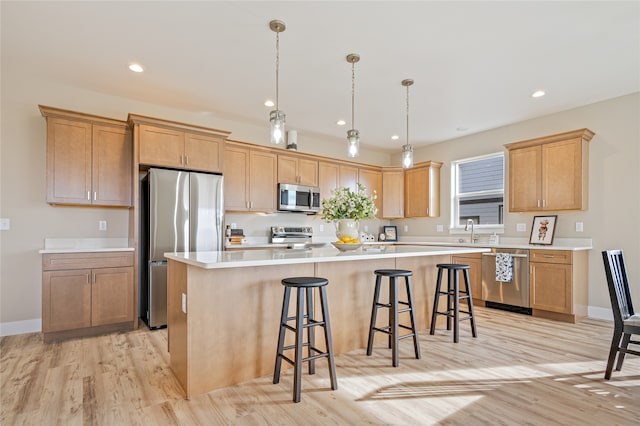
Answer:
[[3, 1, 639, 153]]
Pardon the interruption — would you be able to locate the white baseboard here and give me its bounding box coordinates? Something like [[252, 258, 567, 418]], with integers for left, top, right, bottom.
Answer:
[[588, 306, 613, 321], [0, 319, 41, 337]]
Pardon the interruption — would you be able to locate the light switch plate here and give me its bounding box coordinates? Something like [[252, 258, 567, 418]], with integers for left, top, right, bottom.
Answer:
[[99, 220, 107, 231], [319, 224, 324, 232], [516, 223, 526, 232], [436, 224, 444, 233], [575, 222, 584, 232], [0, 218, 9, 230], [403, 225, 409, 233]]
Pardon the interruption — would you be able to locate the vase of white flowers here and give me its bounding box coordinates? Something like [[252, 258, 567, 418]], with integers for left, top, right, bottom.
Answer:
[[321, 183, 377, 242]]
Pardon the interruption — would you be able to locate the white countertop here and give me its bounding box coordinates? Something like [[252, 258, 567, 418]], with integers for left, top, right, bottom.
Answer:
[[38, 238, 134, 254], [166, 245, 490, 269]]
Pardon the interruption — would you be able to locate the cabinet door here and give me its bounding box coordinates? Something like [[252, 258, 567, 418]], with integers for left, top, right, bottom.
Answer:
[[92, 124, 132, 206], [184, 132, 224, 173], [297, 158, 318, 187], [138, 124, 184, 168], [42, 269, 92, 332], [339, 165, 358, 192], [46, 118, 92, 204], [451, 254, 483, 302], [542, 138, 582, 210], [318, 161, 339, 201], [248, 150, 277, 211], [508, 146, 542, 212], [382, 169, 404, 218], [91, 267, 134, 326], [358, 168, 382, 218], [223, 146, 250, 211], [277, 155, 299, 184], [404, 166, 429, 217], [531, 262, 572, 313]]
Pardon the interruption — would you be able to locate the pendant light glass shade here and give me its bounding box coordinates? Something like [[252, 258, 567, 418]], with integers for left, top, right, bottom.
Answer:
[[270, 110, 286, 145], [402, 143, 414, 168], [269, 20, 286, 145], [401, 79, 414, 169], [346, 54, 360, 158]]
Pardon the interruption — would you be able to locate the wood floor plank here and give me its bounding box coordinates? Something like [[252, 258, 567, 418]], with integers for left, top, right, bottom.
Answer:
[[1, 307, 639, 425]]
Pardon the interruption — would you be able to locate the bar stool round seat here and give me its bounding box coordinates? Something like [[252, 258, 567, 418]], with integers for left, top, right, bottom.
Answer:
[[366, 269, 421, 367], [430, 263, 477, 343], [273, 276, 337, 403]]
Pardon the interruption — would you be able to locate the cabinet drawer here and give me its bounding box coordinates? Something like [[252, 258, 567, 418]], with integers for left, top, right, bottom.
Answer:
[[43, 252, 134, 271], [530, 249, 572, 264]]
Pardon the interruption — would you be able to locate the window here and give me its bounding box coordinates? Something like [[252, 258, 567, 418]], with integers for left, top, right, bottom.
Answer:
[[451, 153, 504, 230]]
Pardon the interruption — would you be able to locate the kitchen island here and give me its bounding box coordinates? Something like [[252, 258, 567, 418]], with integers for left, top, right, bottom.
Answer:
[[165, 245, 489, 398]]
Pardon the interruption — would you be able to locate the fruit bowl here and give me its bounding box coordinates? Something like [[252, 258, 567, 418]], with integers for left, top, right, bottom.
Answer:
[[331, 242, 363, 252]]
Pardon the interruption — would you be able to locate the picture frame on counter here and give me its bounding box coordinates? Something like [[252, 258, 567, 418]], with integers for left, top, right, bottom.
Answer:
[[529, 215, 557, 245], [383, 226, 398, 242]]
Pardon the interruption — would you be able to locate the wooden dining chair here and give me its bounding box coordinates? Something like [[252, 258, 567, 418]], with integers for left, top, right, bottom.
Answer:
[[601, 250, 640, 379]]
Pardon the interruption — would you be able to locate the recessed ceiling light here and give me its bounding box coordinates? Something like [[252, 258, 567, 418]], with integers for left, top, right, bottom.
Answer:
[[531, 90, 546, 98], [264, 100, 274, 107], [336, 120, 346, 126], [391, 135, 399, 140], [129, 63, 144, 73]]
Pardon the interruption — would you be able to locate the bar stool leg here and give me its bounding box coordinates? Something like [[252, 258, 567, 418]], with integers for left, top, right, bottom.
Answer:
[[293, 288, 305, 403], [366, 274, 383, 356], [306, 287, 316, 375], [430, 267, 443, 335], [319, 286, 338, 390], [447, 268, 454, 331], [405, 276, 421, 359], [390, 277, 399, 367], [453, 269, 460, 343], [273, 286, 290, 384], [463, 269, 478, 338]]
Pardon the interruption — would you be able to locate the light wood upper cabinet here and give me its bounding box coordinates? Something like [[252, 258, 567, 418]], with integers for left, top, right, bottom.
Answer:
[[358, 168, 382, 218], [382, 168, 404, 219], [129, 114, 229, 173], [505, 129, 594, 212], [40, 106, 132, 207], [277, 154, 318, 186], [42, 252, 134, 339], [404, 161, 442, 218], [318, 161, 359, 201], [224, 143, 277, 212], [339, 164, 358, 192]]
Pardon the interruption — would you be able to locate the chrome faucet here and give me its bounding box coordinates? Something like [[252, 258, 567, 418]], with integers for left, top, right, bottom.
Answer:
[[465, 219, 477, 243]]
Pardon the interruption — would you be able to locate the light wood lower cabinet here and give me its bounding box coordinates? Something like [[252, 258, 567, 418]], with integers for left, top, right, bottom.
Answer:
[[451, 253, 483, 303], [530, 249, 588, 323], [42, 252, 134, 341]]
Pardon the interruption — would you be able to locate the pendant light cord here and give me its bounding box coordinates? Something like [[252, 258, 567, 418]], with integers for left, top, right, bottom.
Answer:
[[351, 61, 355, 130], [406, 84, 410, 145], [275, 31, 280, 110]]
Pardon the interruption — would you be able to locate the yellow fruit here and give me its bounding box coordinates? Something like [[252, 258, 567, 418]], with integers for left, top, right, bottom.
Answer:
[[340, 236, 351, 242]]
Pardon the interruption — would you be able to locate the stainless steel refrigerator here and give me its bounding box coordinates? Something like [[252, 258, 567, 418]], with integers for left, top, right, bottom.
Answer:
[[140, 168, 224, 329]]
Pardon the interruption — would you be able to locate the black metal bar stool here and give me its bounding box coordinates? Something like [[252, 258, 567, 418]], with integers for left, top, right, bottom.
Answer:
[[366, 269, 421, 367], [273, 276, 337, 403], [429, 263, 477, 343]]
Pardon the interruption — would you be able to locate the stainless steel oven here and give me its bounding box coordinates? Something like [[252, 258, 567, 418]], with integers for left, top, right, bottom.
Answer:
[[482, 248, 530, 313]]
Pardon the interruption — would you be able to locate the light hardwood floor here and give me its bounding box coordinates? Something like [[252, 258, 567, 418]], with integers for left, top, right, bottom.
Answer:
[[1, 307, 639, 425]]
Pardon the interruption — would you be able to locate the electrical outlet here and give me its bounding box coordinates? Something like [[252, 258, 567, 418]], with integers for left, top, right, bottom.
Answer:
[[99, 220, 107, 231], [0, 218, 9, 230], [403, 225, 409, 233], [436, 224, 444, 233], [364, 225, 369, 232], [319, 224, 324, 232], [231, 223, 237, 229], [575, 222, 584, 232], [516, 223, 526, 232]]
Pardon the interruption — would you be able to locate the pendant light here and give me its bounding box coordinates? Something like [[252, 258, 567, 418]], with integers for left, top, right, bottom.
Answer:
[[346, 53, 360, 158], [269, 20, 286, 145], [401, 79, 414, 169]]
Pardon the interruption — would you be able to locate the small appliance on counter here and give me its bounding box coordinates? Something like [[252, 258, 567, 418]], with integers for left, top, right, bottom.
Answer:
[[227, 228, 246, 244]]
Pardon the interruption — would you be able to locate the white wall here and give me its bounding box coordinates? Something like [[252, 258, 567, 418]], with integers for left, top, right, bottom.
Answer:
[[390, 93, 640, 312]]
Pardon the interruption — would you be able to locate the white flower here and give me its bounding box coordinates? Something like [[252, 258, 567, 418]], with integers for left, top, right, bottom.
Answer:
[[321, 183, 377, 221]]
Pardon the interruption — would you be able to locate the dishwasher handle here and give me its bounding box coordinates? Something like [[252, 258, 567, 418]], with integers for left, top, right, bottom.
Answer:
[[482, 253, 529, 258]]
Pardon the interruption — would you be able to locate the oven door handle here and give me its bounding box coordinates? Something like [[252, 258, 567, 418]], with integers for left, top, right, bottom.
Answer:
[[482, 253, 529, 258]]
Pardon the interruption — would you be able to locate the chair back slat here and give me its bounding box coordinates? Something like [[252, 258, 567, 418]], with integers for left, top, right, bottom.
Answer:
[[602, 250, 635, 325]]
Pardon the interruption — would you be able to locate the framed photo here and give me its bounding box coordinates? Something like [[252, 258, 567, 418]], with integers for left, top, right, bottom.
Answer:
[[383, 226, 398, 242], [529, 215, 557, 245]]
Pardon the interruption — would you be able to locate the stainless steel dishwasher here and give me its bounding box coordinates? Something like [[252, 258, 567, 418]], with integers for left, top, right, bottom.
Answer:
[[481, 248, 531, 314]]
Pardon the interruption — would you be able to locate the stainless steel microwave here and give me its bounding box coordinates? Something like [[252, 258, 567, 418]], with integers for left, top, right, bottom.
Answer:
[[277, 183, 321, 213]]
